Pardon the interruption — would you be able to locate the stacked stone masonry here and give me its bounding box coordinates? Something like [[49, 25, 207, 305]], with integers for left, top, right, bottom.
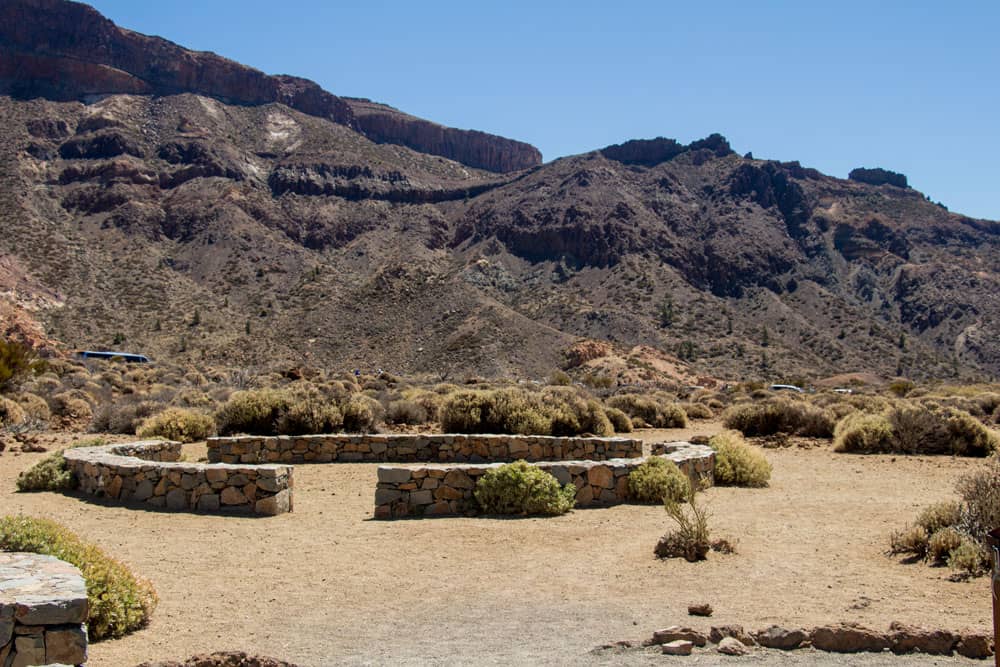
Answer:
[[374, 442, 715, 519], [208, 434, 643, 465], [63, 440, 292, 516], [0, 552, 88, 666]]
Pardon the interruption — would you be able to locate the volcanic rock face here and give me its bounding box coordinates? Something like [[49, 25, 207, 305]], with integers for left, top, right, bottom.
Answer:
[[0, 0, 541, 173]]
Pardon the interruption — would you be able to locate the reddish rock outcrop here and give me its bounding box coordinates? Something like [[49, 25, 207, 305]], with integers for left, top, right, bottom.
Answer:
[[0, 0, 541, 173]]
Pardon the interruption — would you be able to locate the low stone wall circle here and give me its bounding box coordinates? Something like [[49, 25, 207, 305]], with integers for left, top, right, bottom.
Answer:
[[63, 440, 293, 516]]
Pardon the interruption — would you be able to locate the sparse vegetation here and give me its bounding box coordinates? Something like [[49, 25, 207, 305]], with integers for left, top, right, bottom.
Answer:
[[722, 399, 834, 438], [0, 338, 36, 392], [708, 430, 772, 487], [474, 460, 576, 516], [655, 480, 711, 562], [0, 515, 157, 640]]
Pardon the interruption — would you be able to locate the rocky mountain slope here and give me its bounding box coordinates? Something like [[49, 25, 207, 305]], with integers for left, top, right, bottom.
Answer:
[[0, 0, 540, 173], [0, 0, 998, 383]]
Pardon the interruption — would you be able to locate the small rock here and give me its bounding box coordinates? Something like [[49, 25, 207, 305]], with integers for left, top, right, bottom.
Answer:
[[651, 626, 707, 647], [717, 637, 749, 656], [710, 625, 754, 645], [753, 625, 808, 650], [956, 632, 993, 659], [661, 640, 693, 656], [688, 603, 713, 617]]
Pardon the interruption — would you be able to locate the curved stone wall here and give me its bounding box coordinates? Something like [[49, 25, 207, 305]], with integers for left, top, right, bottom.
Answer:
[[373, 442, 715, 519], [208, 434, 643, 465], [63, 440, 292, 515]]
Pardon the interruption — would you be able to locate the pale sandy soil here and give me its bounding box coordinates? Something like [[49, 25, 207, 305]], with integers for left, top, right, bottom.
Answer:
[[0, 423, 991, 666]]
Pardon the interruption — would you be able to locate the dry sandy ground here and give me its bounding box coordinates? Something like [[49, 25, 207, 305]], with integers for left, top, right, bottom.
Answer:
[[0, 424, 991, 666]]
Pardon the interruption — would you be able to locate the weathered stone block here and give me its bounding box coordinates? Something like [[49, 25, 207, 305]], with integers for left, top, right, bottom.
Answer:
[[255, 490, 291, 516], [45, 623, 88, 664]]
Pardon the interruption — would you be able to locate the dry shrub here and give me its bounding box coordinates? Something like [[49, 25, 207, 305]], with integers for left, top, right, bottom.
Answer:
[[681, 402, 713, 420], [889, 525, 929, 559], [0, 515, 157, 640], [386, 399, 428, 425], [956, 457, 1000, 544], [655, 481, 710, 562], [214, 389, 292, 436], [606, 394, 688, 429], [441, 388, 550, 435], [474, 460, 575, 516], [927, 528, 963, 565], [722, 399, 834, 437], [341, 394, 381, 433], [399, 389, 442, 422], [628, 456, 688, 503], [605, 407, 633, 433], [888, 379, 915, 397], [136, 408, 215, 443], [916, 501, 962, 536], [833, 412, 893, 453], [91, 398, 163, 434], [16, 392, 50, 422], [887, 403, 997, 456], [170, 388, 216, 410], [49, 391, 93, 424], [0, 396, 27, 426], [708, 430, 772, 487]]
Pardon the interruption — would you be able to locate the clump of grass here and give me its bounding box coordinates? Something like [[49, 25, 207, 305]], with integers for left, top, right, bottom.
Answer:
[[136, 407, 215, 443], [927, 528, 963, 565], [474, 460, 576, 516], [708, 430, 772, 487], [628, 456, 688, 503], [16, 450, 75, 492], [655, 480, 710, 562], [889, 525, 929, 560], [0, 515, 158, 640]]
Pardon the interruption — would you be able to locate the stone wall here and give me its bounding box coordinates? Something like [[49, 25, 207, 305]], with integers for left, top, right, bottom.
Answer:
[[63, 440, 293, 516], [373, 442, 715, 519], [208, 434, 643, 465], [0, 552, 88, 666]]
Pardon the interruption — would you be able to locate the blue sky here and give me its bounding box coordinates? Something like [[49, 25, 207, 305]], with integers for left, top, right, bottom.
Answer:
[[88, 1, 1000, 219]]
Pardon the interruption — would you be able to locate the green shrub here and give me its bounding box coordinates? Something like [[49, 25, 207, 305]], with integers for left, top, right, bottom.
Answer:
[[605, 407, 633, 433], [214, 389, 292, 436], [628, 456, 688, 503], [889, 525, 929, 560], [341, 394, 381, 433], [0, 396, 26, 426], [0, 515, 157, 640], [655, 481, 710, 562], [136, 407, 215, 443], [386, 399, 428, 425], [709, 430, 772, 487], [947, 538, 990, 577], [927, 528, 963, 565], [474, 460, 575, 515], [833, 412, 894, 453], [16, 451, 75, 492]]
